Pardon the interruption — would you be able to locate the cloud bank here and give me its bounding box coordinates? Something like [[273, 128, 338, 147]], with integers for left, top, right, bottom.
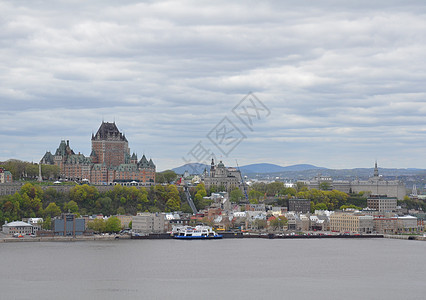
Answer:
[[1, 0, 425, 170]]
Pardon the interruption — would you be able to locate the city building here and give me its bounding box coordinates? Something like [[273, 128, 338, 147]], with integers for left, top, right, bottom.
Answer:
[[373, 216, 398, 234], [305, 162, 406, 199], [26, 218, 43, 234], [367, 194, 397, 212], [52, 214, 86, 236], [0, 168, 13, 183], [116, 215, 133, 228], [132, 212, 167, 234], [330, 212, 374, 233], [397, 215, 418, 233], [2, 221, 33, 235], [203, 159, 242, 193], [41, 122, 155, 185], [288, 198, 311, 213]]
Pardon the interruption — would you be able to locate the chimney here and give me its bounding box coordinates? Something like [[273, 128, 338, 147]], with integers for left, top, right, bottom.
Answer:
[[67, 140, 69, 147]]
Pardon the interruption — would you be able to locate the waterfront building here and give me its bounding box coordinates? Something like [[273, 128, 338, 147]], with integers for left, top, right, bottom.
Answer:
[[203, 159, 242, 193], [299, 214, 310, 231], [397, 215, 418, 233], [26, 218, 43, 234], [52, 214, 85, 236], [373, 216, 398, 234], [41, 122, 156, 185], [116, 215, 133, 228], [132, 212, 167, 234], [0, 167, 13, 183], [2, 221, 33, 235], [288, 198, 311, 213], [330, 212, 374, 233], [284, 212, 302, 231], [367, 194, 397, 212]]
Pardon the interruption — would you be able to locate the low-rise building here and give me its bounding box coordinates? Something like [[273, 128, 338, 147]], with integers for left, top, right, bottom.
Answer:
[[330, 212, 374, 233], [53, 214, 85, 236], [373, 216, 398, 234], [288, 199, 311, 213], [285, 212, 301, 231], [2, 221, 33, 235], [116, 215, 133, 228], [397, 216, 418, 233], [132, 212, 167, 234], [0, 168, 13, 183], [27, 218, 43, 234], [367, 194, 397, 212]]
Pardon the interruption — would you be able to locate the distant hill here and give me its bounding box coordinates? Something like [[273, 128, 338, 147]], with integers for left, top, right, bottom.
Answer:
[[172, 162, 325, 175], [239, 163, 326, 174], [172, 163, 209, 175]]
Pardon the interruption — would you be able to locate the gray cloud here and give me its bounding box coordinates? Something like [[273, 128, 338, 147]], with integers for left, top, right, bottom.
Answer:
[[1, 0, 426, 170]]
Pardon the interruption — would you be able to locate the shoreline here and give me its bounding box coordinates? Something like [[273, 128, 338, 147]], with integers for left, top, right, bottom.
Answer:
[[1, 233, 425, 242], [0, 234, 130, 243]]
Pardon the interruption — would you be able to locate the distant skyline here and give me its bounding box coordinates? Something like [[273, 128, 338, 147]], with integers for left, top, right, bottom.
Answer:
[[1, 1, 426, 171]]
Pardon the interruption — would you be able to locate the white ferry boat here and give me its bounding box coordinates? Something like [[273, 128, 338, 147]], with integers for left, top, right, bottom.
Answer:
[[172, 225, 222, 240]]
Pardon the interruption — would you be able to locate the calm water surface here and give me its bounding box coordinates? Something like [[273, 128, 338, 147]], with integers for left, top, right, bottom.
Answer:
[[1, 238, 425, 300]]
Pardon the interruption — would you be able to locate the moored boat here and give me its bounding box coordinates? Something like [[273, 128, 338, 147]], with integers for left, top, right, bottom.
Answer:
[[172, 225, 222, 240]]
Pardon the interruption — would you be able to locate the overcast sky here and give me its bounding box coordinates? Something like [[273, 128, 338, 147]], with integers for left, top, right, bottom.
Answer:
[[1, 0, 426, 171]]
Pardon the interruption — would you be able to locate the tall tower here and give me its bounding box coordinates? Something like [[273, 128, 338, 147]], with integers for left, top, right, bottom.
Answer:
[[91, 122, 129, 167], [38, 162, 42, 182], [210, 158, 216, 177], [374, 161, 379, 177]]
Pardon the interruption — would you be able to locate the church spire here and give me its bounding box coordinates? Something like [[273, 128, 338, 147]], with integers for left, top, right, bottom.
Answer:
[[374, 161, 379, 177]]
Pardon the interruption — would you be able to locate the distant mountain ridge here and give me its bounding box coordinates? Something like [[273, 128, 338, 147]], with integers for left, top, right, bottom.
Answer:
[[172, 163, 209, 175], [171, 162, 325, 175], [239, 163, 326, 174]]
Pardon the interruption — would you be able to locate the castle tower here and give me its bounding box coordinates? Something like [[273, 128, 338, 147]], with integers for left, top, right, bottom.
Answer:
[[91, 122, 129, 167]]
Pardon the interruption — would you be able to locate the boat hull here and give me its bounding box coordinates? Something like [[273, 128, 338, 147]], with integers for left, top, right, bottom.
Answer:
[[174, 235, 223, 240]]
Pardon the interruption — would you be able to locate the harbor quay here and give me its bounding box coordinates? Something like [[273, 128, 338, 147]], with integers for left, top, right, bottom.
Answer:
[[130, 232, 386, 240], [0, 233, 130, 243]]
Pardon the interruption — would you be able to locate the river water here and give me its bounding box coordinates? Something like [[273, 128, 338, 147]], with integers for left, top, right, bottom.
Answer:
[[1, 238, 425, 300]]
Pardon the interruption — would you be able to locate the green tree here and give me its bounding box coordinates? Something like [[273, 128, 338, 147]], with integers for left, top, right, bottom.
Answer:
[[296, 182, 308, 192], [105, 216, 121, 233], [248, 190, 264, 204], [194, 183, 208, 210], [266, 182, 285, 196], [64, 200, 79, 214], [165, 184, 181, 212], [209, 185, 217, 195], [98, 197, 112, 215], [230, 188, 244, 203], [269, 216, 288, 231], [340, 204, 362, 210], [156, 170, 177, 184], [251, 182, 267, 194], [313, 202, 328, 211], [42, 216, 52, 230], [87, 219, 106, 233], [20, 183, 43, 198], [117, 207, 126, 215], [319, 182, 331, 191], [44, 202, 62, 218], [253, 219, 267, 230]]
